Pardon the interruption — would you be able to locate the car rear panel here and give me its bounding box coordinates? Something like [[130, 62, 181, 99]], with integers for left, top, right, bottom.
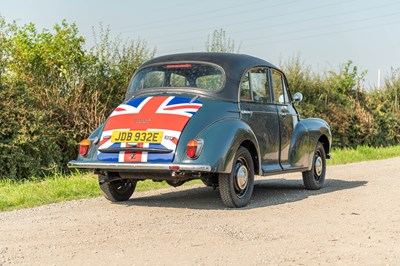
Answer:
[[97, 95, 202, 163]]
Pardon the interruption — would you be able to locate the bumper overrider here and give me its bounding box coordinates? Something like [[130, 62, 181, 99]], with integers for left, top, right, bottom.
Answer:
[[67, 160, 212, 172]]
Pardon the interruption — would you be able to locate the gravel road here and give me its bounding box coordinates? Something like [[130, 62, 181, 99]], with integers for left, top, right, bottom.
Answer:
[[1, 157, 400, 265]]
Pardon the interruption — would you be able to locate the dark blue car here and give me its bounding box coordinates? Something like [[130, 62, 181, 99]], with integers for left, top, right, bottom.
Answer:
[[69, 53, 332, 208]]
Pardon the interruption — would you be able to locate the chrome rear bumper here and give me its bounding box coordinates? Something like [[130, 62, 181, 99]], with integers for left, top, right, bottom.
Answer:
[[68, 160, 212, 172]]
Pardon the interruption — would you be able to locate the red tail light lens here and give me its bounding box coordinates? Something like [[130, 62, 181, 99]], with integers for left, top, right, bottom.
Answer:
[[186, 139, 204, 159], [186, 140, 198, 158], [79, 139, 91, 156]]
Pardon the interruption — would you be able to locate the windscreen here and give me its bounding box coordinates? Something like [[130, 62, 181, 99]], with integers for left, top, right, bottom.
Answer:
[[126, 63, 224, 98]]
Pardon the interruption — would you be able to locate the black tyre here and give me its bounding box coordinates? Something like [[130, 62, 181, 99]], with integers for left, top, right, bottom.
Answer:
[[99, 178, 136, 202], [302, 142, 326, 190], [166, 180, 186, 187], [218, 147, 254, 208]]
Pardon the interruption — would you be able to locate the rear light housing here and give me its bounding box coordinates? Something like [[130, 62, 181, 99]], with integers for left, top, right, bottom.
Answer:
[[79, 139, 91, 157], [186, 139, 204, 159]]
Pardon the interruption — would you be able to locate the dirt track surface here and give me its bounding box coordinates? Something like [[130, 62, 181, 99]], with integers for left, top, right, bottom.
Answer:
[[1, 158, 400, 265]]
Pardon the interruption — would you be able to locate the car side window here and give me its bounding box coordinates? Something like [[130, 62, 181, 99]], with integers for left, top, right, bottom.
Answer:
[[282, 76, 291, 102], [271, 69, 289, 104], [240, 67, 270, 103], [240, 72, 251, 100]]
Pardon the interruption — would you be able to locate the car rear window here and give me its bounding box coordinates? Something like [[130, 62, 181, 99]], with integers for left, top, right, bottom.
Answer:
[[127, 63, 224, 97]]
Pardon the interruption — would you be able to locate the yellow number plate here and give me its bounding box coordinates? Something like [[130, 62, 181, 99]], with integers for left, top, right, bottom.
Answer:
[[110, 130, 164, 143]]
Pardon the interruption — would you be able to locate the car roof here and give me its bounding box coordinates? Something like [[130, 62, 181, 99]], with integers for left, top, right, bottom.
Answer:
[[137, 53, 280, 101]]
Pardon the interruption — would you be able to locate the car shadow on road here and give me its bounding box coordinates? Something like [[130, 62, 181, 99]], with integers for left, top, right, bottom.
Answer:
[[116, 178, 367, 210]]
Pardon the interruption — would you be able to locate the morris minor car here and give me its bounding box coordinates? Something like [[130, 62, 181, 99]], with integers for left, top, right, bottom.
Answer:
[[68, 53, 332, 208]]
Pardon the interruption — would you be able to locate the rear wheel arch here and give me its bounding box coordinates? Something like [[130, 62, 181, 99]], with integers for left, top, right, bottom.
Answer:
[[192, 118, 260, 173], [240, 140, 260, 175]]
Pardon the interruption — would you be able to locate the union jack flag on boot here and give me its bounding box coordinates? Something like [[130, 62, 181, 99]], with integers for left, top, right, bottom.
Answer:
[[97, 96, 202, 163]]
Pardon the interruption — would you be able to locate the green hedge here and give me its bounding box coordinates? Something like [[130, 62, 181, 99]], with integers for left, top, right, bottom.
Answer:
[[0, 19, 155, 179], [1, 19, 399, 180], [282, 57, 400, 148]]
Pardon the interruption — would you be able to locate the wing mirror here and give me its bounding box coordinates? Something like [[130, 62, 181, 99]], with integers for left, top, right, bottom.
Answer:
[[292, 92, 303, 103]]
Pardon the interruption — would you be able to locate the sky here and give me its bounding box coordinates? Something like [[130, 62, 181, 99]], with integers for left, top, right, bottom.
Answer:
[[1, 0, 399, 88]]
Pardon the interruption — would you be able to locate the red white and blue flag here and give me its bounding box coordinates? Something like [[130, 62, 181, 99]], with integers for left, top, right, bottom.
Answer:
[[97, 96, 202, 163]]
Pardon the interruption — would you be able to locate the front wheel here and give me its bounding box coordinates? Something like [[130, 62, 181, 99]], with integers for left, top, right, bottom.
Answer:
[[99, 178, 137, 202], [302, 142, 326, 190], [166, 180, 186, 187], [218, 147, 254, 208]]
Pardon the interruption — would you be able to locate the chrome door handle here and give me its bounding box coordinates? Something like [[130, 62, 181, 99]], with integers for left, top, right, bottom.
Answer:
[[280, 106, 288, 116], [240, 110, 252, 115]]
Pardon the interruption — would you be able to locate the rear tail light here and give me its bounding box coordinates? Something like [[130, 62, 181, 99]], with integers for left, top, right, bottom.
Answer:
[[186, 139, 204, 159], [169, 165, 180, 171], [79, 139, 91, 156]]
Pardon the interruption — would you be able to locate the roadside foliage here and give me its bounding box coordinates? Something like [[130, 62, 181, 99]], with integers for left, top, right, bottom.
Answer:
[[0, 18, 155, 179], [282, 56, 400, 148], [0, 19, 399, 180]]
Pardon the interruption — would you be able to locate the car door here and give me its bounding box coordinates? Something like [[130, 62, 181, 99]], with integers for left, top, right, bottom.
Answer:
[[270, 69, 299, 169], [239, 67, 281, 172]]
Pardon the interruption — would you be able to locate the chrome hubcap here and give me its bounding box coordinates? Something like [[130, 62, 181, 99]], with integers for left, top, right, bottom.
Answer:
[[236, 164, 249, 190], [314, 155, 323, 177]]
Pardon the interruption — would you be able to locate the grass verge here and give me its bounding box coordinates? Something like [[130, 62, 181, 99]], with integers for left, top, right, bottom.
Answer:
[[328, 145, 400, 165], [1, 145, 400, 212], [0, 172, 99, 212], [0, 172, 198, 212]]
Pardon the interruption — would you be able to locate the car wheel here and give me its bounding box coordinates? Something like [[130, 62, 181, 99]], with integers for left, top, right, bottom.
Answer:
[[218, 147, 254, 208], [302, 142, 326, 190], [99, 178, 136, 202], [166, 180, 186, 187]]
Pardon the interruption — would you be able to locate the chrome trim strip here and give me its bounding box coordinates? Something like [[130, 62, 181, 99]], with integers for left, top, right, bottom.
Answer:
[[68, 160, 212, 172], [98, 147, 173, 153]]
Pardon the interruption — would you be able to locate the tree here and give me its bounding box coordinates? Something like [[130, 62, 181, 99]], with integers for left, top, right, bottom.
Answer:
[[205, 29, 239, 53]]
